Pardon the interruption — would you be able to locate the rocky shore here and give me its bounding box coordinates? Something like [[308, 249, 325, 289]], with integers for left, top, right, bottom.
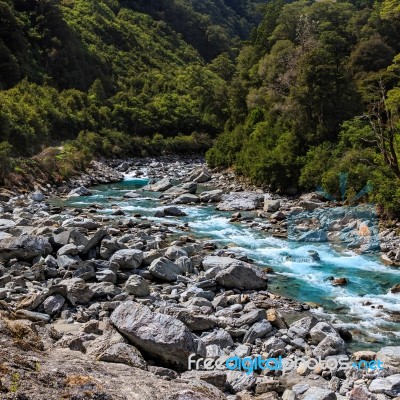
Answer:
[[0, 157, 399, 399]]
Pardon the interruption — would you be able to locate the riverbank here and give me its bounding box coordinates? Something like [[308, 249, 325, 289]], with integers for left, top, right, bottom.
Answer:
[[0, 157, 399, 399]]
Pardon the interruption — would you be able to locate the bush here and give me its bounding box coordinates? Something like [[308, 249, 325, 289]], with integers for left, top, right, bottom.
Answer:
[[0, 141, 14, 183]]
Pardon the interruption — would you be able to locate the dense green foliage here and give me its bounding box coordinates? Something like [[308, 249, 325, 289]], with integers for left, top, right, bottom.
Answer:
[[207, 0, 400, 216], [0, 0, 265, 183], [2, 0, 400, 216]]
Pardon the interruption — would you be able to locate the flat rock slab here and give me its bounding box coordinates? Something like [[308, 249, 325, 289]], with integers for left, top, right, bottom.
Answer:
[[376, 346, 400, 368], [0, 334, 226, 400], [369, 374, 400, 397], [0, 219, 16, 231], [110, 301, 199, 370], [302, 387, 336, 400], [144, 177, 173, 192], [0, 235, 52, 261]]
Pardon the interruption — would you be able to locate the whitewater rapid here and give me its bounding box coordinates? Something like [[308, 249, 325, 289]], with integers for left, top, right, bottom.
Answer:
[[63, 177, 400, 349]]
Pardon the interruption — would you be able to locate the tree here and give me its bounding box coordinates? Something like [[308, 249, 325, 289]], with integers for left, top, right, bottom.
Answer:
[[0, 141, 14, 183], [349, 35, 394, 77], [381, 0, 400, 22], [363, 78, 400, 178]]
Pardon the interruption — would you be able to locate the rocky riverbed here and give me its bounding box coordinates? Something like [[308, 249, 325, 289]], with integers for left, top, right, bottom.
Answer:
[[0, 157, 399, 400]]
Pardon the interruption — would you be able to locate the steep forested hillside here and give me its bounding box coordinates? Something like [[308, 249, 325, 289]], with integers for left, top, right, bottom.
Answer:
[[0, 0, 264, 182], [207, 0, 400, 216], [121, 0, 265, 60], [1, 0, 400, 216]]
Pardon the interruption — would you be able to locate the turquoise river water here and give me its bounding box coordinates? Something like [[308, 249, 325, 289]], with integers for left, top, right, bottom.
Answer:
[[61, 177, 400, 350]]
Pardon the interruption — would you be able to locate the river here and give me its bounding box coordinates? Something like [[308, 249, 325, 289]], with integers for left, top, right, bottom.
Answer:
[[60, 176, 400, 351]]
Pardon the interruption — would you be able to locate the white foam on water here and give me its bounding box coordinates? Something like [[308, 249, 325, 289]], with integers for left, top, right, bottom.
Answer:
[[332, 294, 400, 337], [336, 294, 400, 313], [321, 252, 400, 274], [61, 183, 400, 346], [121, 196, 157, 201], [189, 217, 247, 240], [277, 271, 336, 291], [116, 205, 164, 213], [178, 207, 210, 218], [122, 174, 150, 181]]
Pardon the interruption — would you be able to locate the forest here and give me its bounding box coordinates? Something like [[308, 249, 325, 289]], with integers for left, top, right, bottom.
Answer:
[[207, 0, 400, 216], [1, 0, 400, 215], [0, 0, 264, 179]]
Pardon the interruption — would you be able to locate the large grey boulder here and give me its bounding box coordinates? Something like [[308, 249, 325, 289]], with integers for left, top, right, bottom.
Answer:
[[124, 275, 150, 297], [67, 186, 92, 197], [298, 230, 328, 242], [313, 335, 346, 358], [97, 343, 147, 369], [59, 278, 93, 305], [149, 257, 184, 282], [176, 256, 193, 275], [216, 192, 264, 211], [100, 236, 126, 259], [0, 219, 16, 231], [90, 282, 121, 298], [310, 322, 340, 344], [226, 370, 256, 393], [0, 235, 51, 262], [165, 246, 188, 261], [188, 167, 212, 183], [96, 269, 117, 283], [202, 256, 237, 271], [369, 375, 400, 397], [290, 316, 318, 333], [117, 161, 130, 172], [263, 337, 286, 353], [145, 177, 173, 192], [264, 199, 281, 212], [109, 249, 143, 269], [200, 189, 223, 203], [42, 294, 65, 316], [57, 243, 82, 256], [51, 230, 71, 247], [236, 309, 265, 326], [215, 262, 268, 291], [72, 264, 96, 281], [163, 207, 187, 217], [62, 218, 100, 229], [164, 182, 197, 196], [31, 191, 46, 202], [163, 306, 218, 331], [57, 255, 80, 269], [173, 194, 200, 204], [81, 229, 108, 254], [201, 329, 234, 349], [302, 387, 336, 400], [376, 347, 400, 368], [110, 301, 199, 369], [243, 320, 272, 344]]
